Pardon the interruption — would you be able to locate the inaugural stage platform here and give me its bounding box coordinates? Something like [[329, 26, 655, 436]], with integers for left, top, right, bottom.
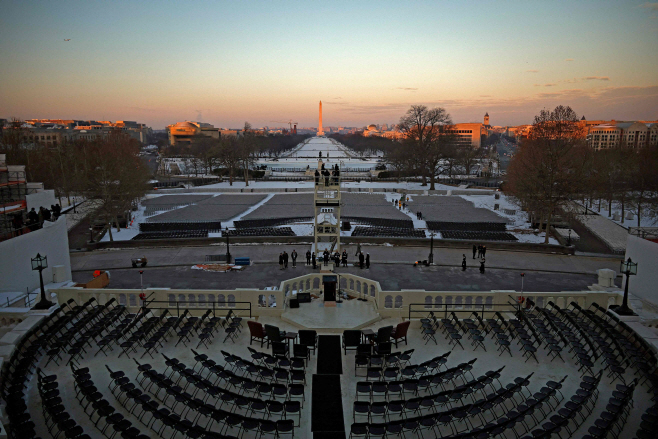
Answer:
[[280, 298, 381, 332]]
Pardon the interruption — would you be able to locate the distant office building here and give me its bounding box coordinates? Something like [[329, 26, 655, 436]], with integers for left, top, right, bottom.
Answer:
[[586, 121, 658, 150], [447, 122, 489, 148], [20, 119, 151, 143], [166, 121, 220, 146]]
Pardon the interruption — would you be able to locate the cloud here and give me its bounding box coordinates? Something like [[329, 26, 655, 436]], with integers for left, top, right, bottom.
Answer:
[[565, 58, 574, 62], [582, 76, 610, 81], [395, 87, 418, 91], [544, 83, 557, 87], [561, 78, 579, 84], [533, 84, 541, 87], [526, 70, 539, 73], [332, 97, 342, 100], [639, 2, 658, 10]]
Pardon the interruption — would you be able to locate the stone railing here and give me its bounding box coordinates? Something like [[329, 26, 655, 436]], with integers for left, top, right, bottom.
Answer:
[[276, 273, 621, 320], [52, 287, 285, 319]]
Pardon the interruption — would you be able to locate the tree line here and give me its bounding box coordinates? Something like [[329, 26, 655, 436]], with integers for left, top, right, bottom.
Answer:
[[1, 122, 149, 240], [506, 105, 658, 243], [161, 124, 311, 186]]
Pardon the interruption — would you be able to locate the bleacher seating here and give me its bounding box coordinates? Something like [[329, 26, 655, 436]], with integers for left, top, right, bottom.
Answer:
[[223, 227, 296, 237], [351, 226, 425, 238], [234, 217, 311, 229], [132, 231, 209, 240], [426, 221, 507, 232], [139, 221, 222, 232], [343, 217, 414, 229], [440, 230, 518, 241]]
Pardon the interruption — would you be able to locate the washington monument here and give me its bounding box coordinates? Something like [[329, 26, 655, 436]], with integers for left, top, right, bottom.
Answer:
[[317, 100, 324, 136]]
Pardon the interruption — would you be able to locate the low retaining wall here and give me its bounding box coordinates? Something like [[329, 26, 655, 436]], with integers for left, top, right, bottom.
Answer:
[[89, 235, 574, 254]]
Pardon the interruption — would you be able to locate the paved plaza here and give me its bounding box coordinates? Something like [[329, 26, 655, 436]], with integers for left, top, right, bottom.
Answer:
[[70, 244, 620, 292]]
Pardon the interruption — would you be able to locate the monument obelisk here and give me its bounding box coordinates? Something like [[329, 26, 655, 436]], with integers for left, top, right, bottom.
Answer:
[[317, 100, 324, 136]]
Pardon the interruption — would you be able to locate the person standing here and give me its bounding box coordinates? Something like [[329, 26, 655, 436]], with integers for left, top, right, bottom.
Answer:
[[359, 252, 365, 269], [279, 253, 284, 270], [283, 251, 289, 269], [28, 207, 38, 230], [291, 250, 297, 268], [312, 252, 317, 269], [482, 246, 487, 258], [472, 244, 477, 259], [54, 203, 61, 218], [365, 253, 370, 269], [306, 250, 311, 266], [479, 258, 485, 273], [462, 255, 467, 271], [342, 250, 348, 267]]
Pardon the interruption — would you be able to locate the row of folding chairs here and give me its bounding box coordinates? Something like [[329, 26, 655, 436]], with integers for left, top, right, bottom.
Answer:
[[528, 303, 604, 378], [581, 301, 657, 386], [356, 365, 505, 406], [1, 299, 94, 438], [64, 300, 128, 366], [43, 298, 114, 367], [583, 377, 636, 439], [357, 350, 444, 379], [134, 363, 297, 437], [360, 357, 466, 386], [116, 309, 173, 359], [213, 351, 307, 387], [70, 364, 150, 439], [39, 368, 90, 439]]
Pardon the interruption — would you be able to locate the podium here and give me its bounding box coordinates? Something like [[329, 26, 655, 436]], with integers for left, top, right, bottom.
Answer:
[[323, 275, 337, 306]]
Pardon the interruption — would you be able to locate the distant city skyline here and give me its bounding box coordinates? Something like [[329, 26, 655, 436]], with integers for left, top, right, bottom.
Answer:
[[1, 0, 656, 129]]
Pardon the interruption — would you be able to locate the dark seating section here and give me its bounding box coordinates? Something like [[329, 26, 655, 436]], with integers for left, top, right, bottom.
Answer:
[[440, 230, 518, 241], [140, 221, 222, 232], [0, 298, 123, 439], [234, 217, 311, 229], [223, 227, 296, 237], [343, 217, 413, 229], [133, 231, 209, 240], [351, 226, 425, 238], [427, 221, 507, 232]]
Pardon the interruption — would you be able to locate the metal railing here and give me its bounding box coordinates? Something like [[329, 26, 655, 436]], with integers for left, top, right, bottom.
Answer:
[[138, 298, 252, 319], [408, 299, 519, 321]]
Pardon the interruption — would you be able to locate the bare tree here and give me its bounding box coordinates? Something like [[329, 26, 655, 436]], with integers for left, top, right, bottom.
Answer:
[[506, 105, 590, 243], [398, 105, 455, 190]]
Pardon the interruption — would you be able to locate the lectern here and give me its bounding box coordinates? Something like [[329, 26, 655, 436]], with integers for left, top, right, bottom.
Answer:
[[323, 275, 337, 302]]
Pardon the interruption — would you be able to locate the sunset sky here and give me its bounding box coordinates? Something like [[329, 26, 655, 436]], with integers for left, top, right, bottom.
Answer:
[[1, 0, 657, 129]]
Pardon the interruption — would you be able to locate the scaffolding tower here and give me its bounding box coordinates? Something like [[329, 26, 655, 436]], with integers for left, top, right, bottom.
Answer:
[[313, 160, 342, 256], [0, 154, 28, 240]]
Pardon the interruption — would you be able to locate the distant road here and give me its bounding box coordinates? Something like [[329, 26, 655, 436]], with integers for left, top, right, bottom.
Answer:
[[142, 154, 159, 175]]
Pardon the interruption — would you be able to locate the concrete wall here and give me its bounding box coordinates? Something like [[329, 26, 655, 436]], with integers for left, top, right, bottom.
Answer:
[[624, 234, 658, 305], [26, 189, 56, 212], [0, 216, 71, 293]]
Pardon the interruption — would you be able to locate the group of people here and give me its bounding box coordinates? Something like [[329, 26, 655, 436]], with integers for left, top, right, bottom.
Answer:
[[278, 250, 298, 269], [281, 248, 370, 270], [314, 163, 340, 186], [12, 204, 62, 235], [473, 244, 487, 259], [415, 211, 423, 220], [461, 253, 486, 273]]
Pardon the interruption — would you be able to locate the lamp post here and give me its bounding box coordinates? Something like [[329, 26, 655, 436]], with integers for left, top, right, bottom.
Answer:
[[31, 253, 54, 310], [428, 232, 435, 265], [89, 227, 94, 243], [225, 228, 231, 264], [617, 257, 638, 316], [567, 229, 572, 246], [520, 273, 525, 293]]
